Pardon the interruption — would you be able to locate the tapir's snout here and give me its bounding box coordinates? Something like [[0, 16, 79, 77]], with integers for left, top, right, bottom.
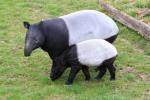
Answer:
[[24, 47, 32, 57], [24, 41, 38, 57]]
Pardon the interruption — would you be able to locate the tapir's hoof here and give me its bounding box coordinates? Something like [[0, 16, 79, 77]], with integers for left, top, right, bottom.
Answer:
[[110, 78, 115, 81], [85, 77, 90, 81], [94, 76, 102, 80], [65, 81, 73, 85]]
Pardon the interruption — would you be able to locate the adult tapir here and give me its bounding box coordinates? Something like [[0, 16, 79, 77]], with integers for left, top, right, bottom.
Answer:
[[23, 10, 119, 59]]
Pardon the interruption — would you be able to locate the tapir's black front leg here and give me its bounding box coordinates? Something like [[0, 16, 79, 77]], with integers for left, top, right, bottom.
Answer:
[[81, 65, 90, 81], [65, 66, 80, 85]]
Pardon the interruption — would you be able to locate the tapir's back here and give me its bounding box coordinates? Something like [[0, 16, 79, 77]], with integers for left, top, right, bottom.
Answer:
[[60, 10, 119, 45], [76, 39, 117, 66]]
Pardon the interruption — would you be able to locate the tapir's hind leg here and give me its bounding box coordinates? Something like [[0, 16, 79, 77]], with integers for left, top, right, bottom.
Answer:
[[105, 34, 118, 43], [95, 65, 107, 80], [104, 56, 117, 80], [95, 56, 117, 80], [107, 64, 116, 80]]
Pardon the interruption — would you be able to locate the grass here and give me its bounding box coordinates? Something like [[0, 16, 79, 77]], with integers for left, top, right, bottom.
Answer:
[[107, 0, 150, 23], [0, 0, 150, 100]]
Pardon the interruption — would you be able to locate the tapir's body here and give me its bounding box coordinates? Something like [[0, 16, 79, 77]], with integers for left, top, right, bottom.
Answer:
[[60, 10, 118, 45], [50, 39, 118, 85], [24, 10, 119, 59]]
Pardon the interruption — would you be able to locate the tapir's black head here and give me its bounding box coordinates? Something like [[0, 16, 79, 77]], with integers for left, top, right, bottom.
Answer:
[[50, 57, 67, 81], [23, 21, 45, 56]]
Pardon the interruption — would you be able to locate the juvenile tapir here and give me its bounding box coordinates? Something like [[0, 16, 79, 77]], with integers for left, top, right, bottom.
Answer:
[[50, 39, 118, 85], [23, 10, 119, 59]]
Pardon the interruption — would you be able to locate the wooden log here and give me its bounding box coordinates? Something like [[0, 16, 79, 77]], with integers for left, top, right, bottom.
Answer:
[[137, 8, 150, 17], [99, 0, 150, 40]]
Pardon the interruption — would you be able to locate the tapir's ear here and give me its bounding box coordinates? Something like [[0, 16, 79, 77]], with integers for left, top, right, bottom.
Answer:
[[23, 21, 30, 29]]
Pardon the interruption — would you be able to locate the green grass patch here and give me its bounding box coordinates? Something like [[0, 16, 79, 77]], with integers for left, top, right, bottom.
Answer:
[[0, 0, 150, 100]]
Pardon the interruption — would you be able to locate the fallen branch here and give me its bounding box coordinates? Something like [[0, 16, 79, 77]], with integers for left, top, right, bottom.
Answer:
[[99, 0, 150, 40], [137, 8, 150, 17]]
